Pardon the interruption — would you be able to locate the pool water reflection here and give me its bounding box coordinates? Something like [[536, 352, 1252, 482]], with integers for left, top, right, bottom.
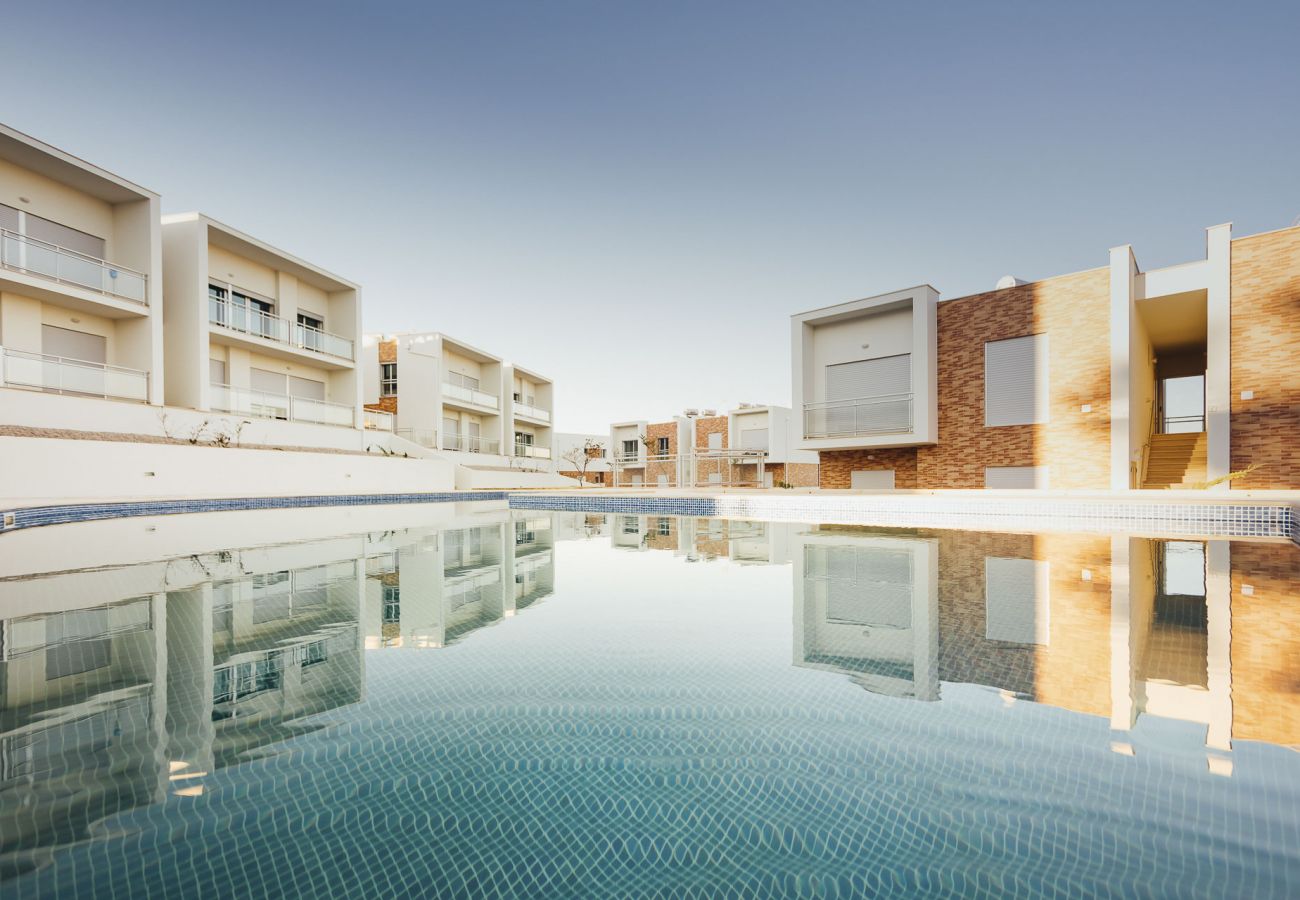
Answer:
[[1, 506, 1296, 897]]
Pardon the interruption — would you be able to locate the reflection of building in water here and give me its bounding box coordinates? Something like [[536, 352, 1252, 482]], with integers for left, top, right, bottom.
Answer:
[[0, 538, 366, 869], [794, 530, 939, 700], [793, 526, 1300, 773], [606, 515, 791, 565], [363, 511, 555, 649]]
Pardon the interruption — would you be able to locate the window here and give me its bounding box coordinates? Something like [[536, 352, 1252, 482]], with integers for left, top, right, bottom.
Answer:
[[210, 358, 227, 386], [984, 466, 1049, 489], [382, 584, 400, 624], [297, 312, 325, 352], [707, 432, 722, 450], [985, 334, 1049, 426], [656, 436, 670, 457], [740, 428, 768, 451], [851, 470, 895, 490], [301, 641, 328, 668], [657, 518, 672, 535], [515, 431, 534, 446], [621, 439, 639, 460], [985, 558, 1050, 645], [380, 363, 397, 396], [821, 354, 912, 435]]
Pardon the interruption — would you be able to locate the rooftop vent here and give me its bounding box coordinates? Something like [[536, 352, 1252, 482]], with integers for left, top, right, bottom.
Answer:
[[996, 275, 1029, 290], [702, 408, 717, 417], [683, 408, 699, 417]]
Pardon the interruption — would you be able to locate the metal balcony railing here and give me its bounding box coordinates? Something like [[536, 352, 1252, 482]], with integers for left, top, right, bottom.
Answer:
[[210, 383, 356, 428], [208, 298, 354, 361], [0, 346, 148, 401], [1161, 414, 1205, 434], [803, 393, 914, 439], [1, 228, 147, 304], [441, 433, 500, 454]]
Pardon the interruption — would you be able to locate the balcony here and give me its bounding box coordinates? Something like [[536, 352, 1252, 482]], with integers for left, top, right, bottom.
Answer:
[[211, 383, 356, 428], [208, 298, 354, 362], [803, 393, 913, 439], [514, 444, 552, 460], [395, 427, 437, 448], [1, 229, 147, 305], [616, 452, 644, 465], [363, 408, 395, 431], [440, 433, 501, 454], [513, 400, 550, 423], [443, 372, 498, 410], [0, 346, 148, 402]]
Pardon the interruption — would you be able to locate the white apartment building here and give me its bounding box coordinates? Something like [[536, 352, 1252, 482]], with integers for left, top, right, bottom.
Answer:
[[0, 124, 162, 409], [162, 214, 365, 431], [361, 331, 555, 470]]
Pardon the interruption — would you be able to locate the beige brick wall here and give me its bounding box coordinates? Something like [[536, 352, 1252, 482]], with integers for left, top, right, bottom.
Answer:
[[817, 268, 1112, 489], [1230, 541, 1300, 745], [917, 268, 1112, 489], [1229, 226, 1300, 489], [819, 448, 919, 489]]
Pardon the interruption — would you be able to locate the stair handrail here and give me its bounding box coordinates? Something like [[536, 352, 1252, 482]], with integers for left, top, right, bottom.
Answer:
[[1138, 397, 1158, 489]]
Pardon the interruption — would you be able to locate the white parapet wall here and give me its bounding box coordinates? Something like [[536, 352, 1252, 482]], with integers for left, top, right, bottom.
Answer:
[[0, 386, 392, 453], [0, 436, 457, 506], [454, 466, 579, 491]]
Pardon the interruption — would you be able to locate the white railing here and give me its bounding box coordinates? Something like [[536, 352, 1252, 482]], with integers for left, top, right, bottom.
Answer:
[[395, 427, 437, 448], [617, 451, 643, 464], [803, 393, 913, 439], [0, 346, 148, 402], [210, 383, 356, 428], [441, 433, 500, 454], [442, 380, 499, 409], [363, 408, 395, 431], [514, 444, 552, 460], [208, 298, 354, 361], [1, 228, 147, 304], [513, 401, 550, 422], [295, 323, 355, 360]]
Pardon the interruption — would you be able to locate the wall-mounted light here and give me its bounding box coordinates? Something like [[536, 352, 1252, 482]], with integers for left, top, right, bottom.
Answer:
[[1080, 404, 1092, 413], [1240, 390, 1254, 400], [17, 196, 30, 204]]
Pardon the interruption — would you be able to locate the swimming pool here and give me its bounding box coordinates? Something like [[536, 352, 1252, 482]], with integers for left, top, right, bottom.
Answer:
[[1, 503, 1296, 897]]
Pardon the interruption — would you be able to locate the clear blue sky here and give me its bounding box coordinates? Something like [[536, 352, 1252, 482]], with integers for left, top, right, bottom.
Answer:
[[6, 0, 1298, 431]]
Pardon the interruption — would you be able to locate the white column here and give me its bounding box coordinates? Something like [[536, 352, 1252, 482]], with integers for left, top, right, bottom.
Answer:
[[1205, 540, 1233, 752], [1109, 246, 1138, 490], [1205, 224, 1233, 488]]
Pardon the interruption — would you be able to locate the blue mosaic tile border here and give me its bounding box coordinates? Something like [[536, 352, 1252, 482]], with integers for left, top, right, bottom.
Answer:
[[511, 493, 1299, 541], [0, 492, 508, 534]]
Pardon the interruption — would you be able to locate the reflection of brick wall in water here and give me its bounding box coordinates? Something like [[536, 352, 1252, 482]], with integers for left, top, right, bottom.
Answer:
[[1230, 541, 1300, 746], [927, 530, 1111, 716], [693, 519, 730, 558], [645, 518, 677, 551]]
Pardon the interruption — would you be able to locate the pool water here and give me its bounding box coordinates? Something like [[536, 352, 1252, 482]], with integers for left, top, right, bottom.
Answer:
[[1, 505, 1297, 897]]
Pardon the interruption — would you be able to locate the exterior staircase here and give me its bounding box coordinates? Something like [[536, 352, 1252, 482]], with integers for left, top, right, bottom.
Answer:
[[1143, 432, 1207, 489]]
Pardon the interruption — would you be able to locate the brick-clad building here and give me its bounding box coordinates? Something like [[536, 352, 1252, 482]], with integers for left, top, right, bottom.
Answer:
[[794, 223, 1300, 491]]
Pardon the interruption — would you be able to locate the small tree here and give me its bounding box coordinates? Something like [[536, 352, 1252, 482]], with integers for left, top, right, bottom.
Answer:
[[561, 439, 605, 488]]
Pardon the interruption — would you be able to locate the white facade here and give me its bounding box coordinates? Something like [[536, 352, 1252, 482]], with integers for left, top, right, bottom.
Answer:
[[361, 331, 555, 471], [162, 214, 364, 433], [0, 124, 163, 409], [727, 404, 819, 466], [790, 285, 939, 452], [553, 432, 612, 475]]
